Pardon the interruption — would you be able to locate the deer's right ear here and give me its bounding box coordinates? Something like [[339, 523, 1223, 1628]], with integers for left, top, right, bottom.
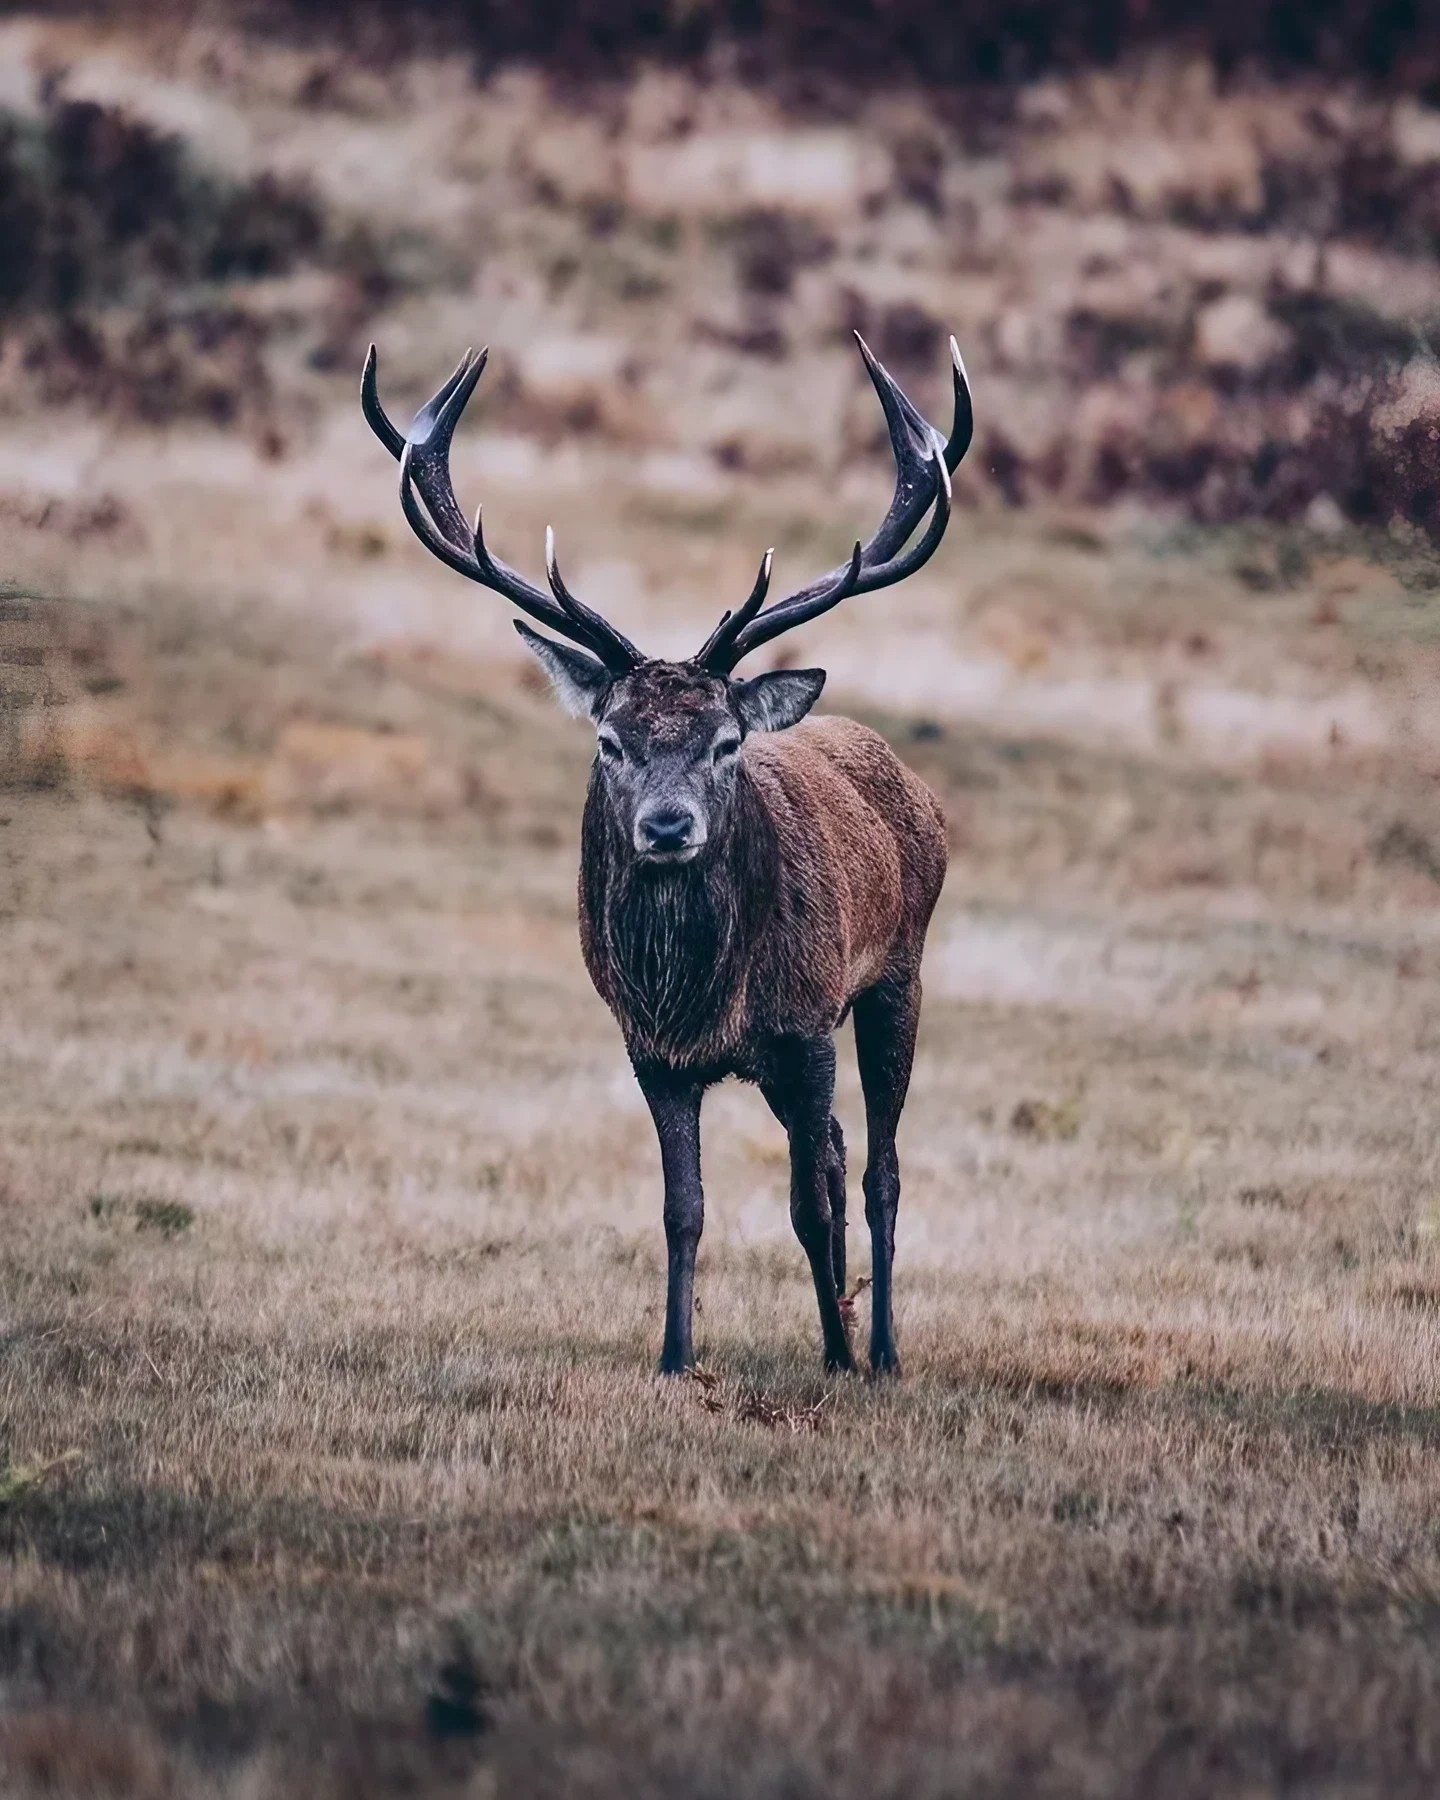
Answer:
[[514, 621, 612, 720]]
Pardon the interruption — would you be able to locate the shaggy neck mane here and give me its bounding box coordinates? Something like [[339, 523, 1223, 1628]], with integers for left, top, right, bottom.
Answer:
[[582, 769, 777, 1061]]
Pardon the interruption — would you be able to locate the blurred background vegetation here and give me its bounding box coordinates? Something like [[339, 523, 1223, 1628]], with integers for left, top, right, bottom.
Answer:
[[35, 0, 1440, 86], [2, 0, 1438, 543], [3, 0, 1440, 812]]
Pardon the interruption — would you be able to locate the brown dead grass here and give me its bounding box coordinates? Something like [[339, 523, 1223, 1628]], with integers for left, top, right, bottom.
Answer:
[[5, 557, 1440, 1797]]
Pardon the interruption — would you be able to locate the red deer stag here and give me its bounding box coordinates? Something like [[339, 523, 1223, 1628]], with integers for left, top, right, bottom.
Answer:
[[362, 333, 970, 1374]]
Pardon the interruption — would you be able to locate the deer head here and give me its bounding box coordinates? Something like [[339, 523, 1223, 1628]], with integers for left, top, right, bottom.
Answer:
[[361, 333, 972, 865]]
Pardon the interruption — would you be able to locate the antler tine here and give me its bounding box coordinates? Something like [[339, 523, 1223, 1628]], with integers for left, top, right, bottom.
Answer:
[[363, 345, 642, 672], [361, 344, 406, 460], [720, 539, 863, 665], [403, 348, 488, 548], [545, 527, 644, 667], [698, 336, 969, 673], [846, 332, 956, 567], [731, 438, 951, 663], [694, 548, 773, 671], [946, 335, 975, 472], [398, 442, 482, 580]]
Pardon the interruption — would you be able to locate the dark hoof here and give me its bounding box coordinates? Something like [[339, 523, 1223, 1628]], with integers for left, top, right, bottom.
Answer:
[[869, 1348, 902, 1378], [825, 1346, 858, 1375], [658, 1357, 694, 1376]]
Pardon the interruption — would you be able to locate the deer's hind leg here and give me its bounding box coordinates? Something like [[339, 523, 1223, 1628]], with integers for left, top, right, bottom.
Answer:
[[825, 1115, 847, 1294], [853, 971, 922, 1375], [761, 1037, 856, 1373], [762, 1086, 848, 1297]]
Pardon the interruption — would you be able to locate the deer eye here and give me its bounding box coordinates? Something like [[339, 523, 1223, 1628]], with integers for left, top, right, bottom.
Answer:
[[712, 737, 741, 765], [597, 735, 623, 764]]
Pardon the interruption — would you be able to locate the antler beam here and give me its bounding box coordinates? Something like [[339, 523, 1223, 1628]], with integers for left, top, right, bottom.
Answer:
[[697, 333, 970, 674], [361, 345, 642, 673]]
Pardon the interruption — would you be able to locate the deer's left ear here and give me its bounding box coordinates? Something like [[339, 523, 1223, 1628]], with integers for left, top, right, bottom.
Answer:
[[731, 668, 825, 735]]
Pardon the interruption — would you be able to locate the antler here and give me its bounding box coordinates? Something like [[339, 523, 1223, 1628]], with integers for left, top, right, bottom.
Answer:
[[697, 332, 972, 675], [361, 344, 643, 672]]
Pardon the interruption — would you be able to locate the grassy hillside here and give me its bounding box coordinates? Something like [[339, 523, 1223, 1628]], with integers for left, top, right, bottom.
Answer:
[[6, 570, 1440, 1796], [2, 21, 1439, 537]]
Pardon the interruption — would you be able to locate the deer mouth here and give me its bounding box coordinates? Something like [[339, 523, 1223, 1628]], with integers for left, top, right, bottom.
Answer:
[[636, 843, 705, 867]]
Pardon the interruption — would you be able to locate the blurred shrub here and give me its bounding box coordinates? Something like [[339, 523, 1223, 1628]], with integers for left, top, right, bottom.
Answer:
[[0, 93, 324, 316], [0, 86, 387, 429], [92, 0, 1440, 88], [17, 309, 274, 428], [1202, 378, 1440, 536], [1254, 120, 1440, 252], [987, 357, 1440, 537], [726, 210, 834, 299], [1267, 290, 1423, 388]]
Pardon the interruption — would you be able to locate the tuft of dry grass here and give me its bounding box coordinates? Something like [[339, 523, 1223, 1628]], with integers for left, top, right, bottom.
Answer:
[[688, 1363, 836, 1432], [0, 1453, 81, 1513]]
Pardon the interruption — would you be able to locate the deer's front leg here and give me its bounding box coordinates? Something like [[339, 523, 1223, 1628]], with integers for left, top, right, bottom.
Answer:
[[637, 1070, 705, 1374]]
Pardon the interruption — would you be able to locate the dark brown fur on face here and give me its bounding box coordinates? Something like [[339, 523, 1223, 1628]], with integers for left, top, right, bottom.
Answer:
[[578, 663, 946, 1375]]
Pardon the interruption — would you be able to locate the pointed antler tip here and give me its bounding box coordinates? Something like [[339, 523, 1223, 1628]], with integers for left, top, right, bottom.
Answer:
[[383, 337, 643, 672], [544, 526, 567, 597], [697, 329, 960, 668]]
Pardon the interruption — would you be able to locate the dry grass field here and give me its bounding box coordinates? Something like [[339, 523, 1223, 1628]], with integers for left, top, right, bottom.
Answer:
[[6, 517, 1440, 1797], [5, 11, 1440, 1797]]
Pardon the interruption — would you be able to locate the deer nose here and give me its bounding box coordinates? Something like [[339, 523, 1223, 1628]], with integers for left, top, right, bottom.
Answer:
[[637, 806, 696, 854]]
